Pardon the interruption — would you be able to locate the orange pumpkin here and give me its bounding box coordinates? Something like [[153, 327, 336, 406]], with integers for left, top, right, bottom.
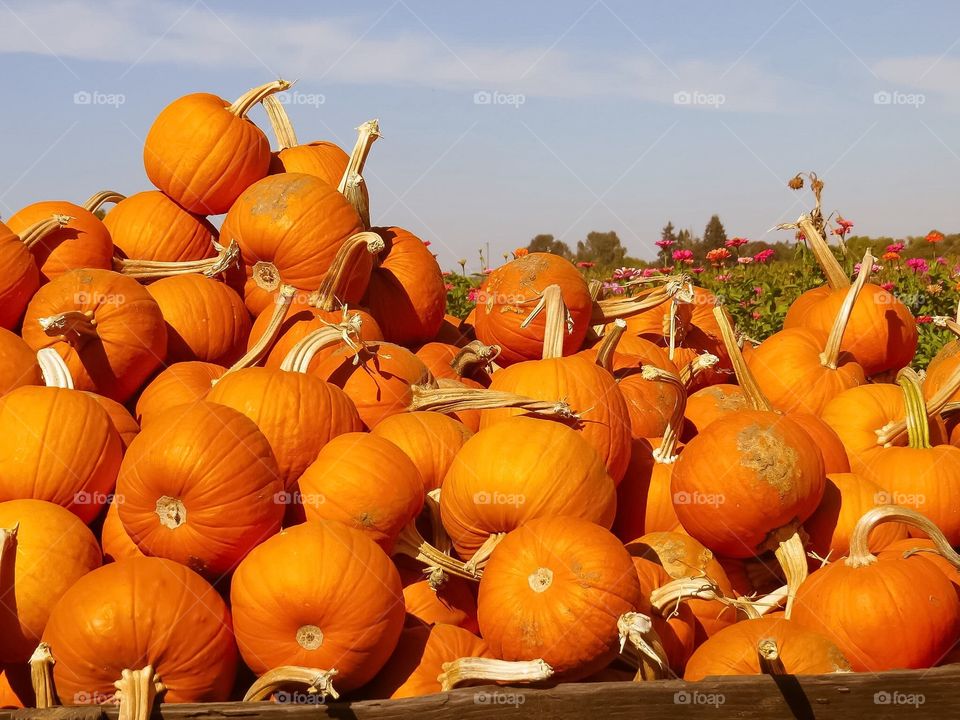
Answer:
[[628, 555, 697, 674], [684, 384, 747, 435], [100, 500, 142, 563], [103, 190, 217, 262], [0, 328, 42, 396], [784, 411, 851, 474], [440, 416, 616, 560], [88, 394, 139, 453], [263, 95, 349, 182], [143, 80, 288, 214], [230, 520, 405, 692], [42, 556, 238, 703], [402, 577, 479, 633], [477, 517, 643, 680], [415, 342, 493, 387], [135, 361, 224, 425], [0, 665, 31, 708], [22, 269, 167, 402], [433, 313, 475, 347], [0, 500, 102, 662], [298, 433, 424, 552], [0, 218, 50, 329], [116, 402, 284, 577], [370, 412, 473, 492], [820, 383, 903, 474]]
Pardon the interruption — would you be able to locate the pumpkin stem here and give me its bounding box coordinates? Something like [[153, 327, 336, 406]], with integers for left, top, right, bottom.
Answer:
[[617, 612, 670, 681], [521, 284, 570, 360], [38, 310, 98, 347], [243, 666, 339, 703], [407, 385, 580, 422], [595, 319, 626, 372], [641, 365, 687, 462], [876, 363, 960, 445], [450, 341, 499, 379], [757, 639, 787, 676], [82, 190, 126, 214], [773, 532, 808, 620], [227, 79, 292, 118], [438, 657, 553, 691], [591, 275, 694, 324], [712, 305, 772, 411], [820, 250, 873, 369], [393, 522, 483, 582], [308, 232, 385, 312], [220, 285, 298, 378], [846, 505, 960, 569], [114, 666, 165, 720], [744, 585, 789, 618], [29, 643, 58, 708], [777, 212, 849, 290], [423, 489, 451, 556], [262, 95, 298, 150], [279, 313, 365, 373], [678, 353, 719, 388], [461, 533, 505, 577], [37, 348, 74, 388], [18, 214, 72, 250], [113, 239, 239, 279], [338, 119, 380, 229], [900, 367, 932, 450]]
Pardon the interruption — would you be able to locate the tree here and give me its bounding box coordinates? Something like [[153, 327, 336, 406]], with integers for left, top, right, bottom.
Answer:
[[527, 233, 572, 258], [661, 221, 677, 245], [677, 228, 694, 248], [576, 230, 627, 268], [703, 215, 727, 251]]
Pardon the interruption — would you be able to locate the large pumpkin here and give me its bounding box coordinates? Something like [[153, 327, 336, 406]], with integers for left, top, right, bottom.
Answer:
[[103, 190, 217, 262], [42, 557, 238, 703], [22, 269, 167, 402], [230, 520, 405, 693], [143, 80, 288, 214], [115, 402, 284, 577]]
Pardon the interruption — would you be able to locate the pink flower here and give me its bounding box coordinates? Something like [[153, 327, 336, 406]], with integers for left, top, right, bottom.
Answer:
[[725, 237, 749, 248], [655, 239, 676, 249], [691, 267, 704, 274], [906, 257, 929, 274], [442, 270, 452, 277], [937, 256, 948, 265], [602, 281, 625, 295], [753, 286, 763, 296], [672, 249, 694, 265], [468, 288, 480, 302], [837, 217, 854, 230], [642, 268, 660, 278], [576, 261, 595, 269], [716, 273, 731, 282], [753, 249, 775, 263], [738, 257, 753, 265], [613, 267, 638, 280], [886, 241, 905, 253], [751, 311, 761, 320], [444, 283, 454, 291], [853, 262, 882, 275], [917, 315, 933, 324], [422, 240, 432, 247], [880, 282, 895, 292]]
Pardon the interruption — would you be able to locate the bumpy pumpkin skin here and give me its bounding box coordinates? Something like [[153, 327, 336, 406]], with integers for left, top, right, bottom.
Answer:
[[474, 253, 593, 366], [270, 140, 348, 183], [684, 616, 851, 680], [22, 269, 167, 403], [478, 517, 643, 681], [0, 500, 102, 663], [8, 201, 114, 283], [671, 410, 825, 558], [134, 361, 224, 426], [370, 412, 473, 492], [230, 520, 405, 693], [0, 221, 40, 330], [103, 190, 217, 262], [0, 328, 42, 397], [441, 416, 617, 560], [144, 92, 272, 215], [0, 387, 121, 523], [116, 402, 284, 578], [42, 557, 238, 703]]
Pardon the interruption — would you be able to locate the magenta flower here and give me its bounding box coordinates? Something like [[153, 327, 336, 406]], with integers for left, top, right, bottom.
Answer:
[[725, 237, 749, 248], [880, 282, 895, 292], [917, 315, 933, 324], [753, 249, 775, 263], [672, 249, 694, 265], [753, 286, 763, 296], [853, 262, 882, 275], [642, 268, 660, 278], [716, 273, 731, 282], [886, 241, 905, 254], [613, 267, 638, 280], [937, 256, 948, 266], [655, 239, 676, 249], [906, 257, 929, 274]]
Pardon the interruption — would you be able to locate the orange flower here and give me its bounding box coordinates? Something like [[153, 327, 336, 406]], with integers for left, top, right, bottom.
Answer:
[[926, 231, 944, 244], [882, 251, 900, 261], [513, 248, 529, 258]]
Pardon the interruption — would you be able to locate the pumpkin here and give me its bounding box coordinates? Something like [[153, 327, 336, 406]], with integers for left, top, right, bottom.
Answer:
[[22, 269, 167, 402], [42, 556, 238, 703], [262, 95, 349, 182], [440, 416, 616, 561], [415, 341, 493, 387], [135, 361, 224, 425], [474, 253, 592, 366], [146, 274, 251, 365], [370, 412, 473, 493], [820, 382, 904, 474], [402, 576, 479, 633], [883, 537, 960, 591], [0, 216, 67, 329], [103, 190, 218, 262], [0, 385, 121, 522], [7, 194, 114, 282], [364, 227, 447, 346], [477, 516, 644, 680], [100, 500, 142, 563], [683, 615, 851, 679], [792, 506, 960, 671], [0, 329, 42, 396], [90, 395, 140, 452], [297, 433, 424, 552], [221, 173, 365, 314], [782, 411, 851, 474], [230, 519, 405, 693], [115, 402, 284, 577], [143, 80, 289, 214], [206, 367, 361, 491], [684, 384, 747, 435], [627, 555, 697, 674], [0, 500, 102, 663]]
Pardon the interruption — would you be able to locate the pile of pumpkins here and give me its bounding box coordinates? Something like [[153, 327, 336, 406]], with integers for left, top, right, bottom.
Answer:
[[1, 83, 960, 714]]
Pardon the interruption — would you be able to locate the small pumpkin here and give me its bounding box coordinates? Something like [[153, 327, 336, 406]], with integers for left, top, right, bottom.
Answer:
[[0, 329, 42, 396], [100, 500, 142, 564], [135, 361, 225, 425], [684, 384, 747, 435], [103, 190, 218, 262], [262, 95, 349, 182], [402, 576, 479, 633], [370, 411, 473, 493], [0, 216, 67, 329]]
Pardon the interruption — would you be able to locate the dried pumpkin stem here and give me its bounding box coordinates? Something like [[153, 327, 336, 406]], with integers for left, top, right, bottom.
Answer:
[[712, 305, 772, 411], [520, 284, 569, 360], [617, 612, 670, 681], [18, 214, 72, 250], [450, 340, 500, 378], [438, 658, 553, 691], [876, 363, 960, 445], [220, 285, 297, 378], [781, 214, 849, 290], [227, 79, 292, 118], [591, 276, 694, 324], [641, 365, 686, 462], [846, 505, 960, 569], [408, 385, 579, 421], [423, 489, 451, 555], [393, 522, 482, 581], [649, 576, 721, 614], [114, 666, 165, 720], [749, 585, 789, 617], [114, 239, 239, 279], [279, 314, 364, 373], [757, 639, 786, 676], [773, 532, 808, 620], [595, 319, 626, 372], [338, 119, 380, 228], [29, 643, 58, 708], [37, 348, 74, 388], [309, 232, 385, 312], [82, 190, 126, 213], [244, 666, 339, 703], [262, 95, 298, 150], [678, 353, 720, 387], [462, 533, 505, 577], [820, 250, 873, 369], [38, 310, 98, 346]]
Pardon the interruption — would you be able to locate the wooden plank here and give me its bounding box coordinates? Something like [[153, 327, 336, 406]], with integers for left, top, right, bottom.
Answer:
[[3, 666, 958, 720]]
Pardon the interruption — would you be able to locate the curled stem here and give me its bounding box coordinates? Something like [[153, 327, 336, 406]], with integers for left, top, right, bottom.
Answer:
[[308, 232, 384, 312], [595, 319, 626, 372], [520, 284, 570, 360], [220, 285, 297, 378], [37, 348, 74, 388], [591, 276, 694, 324], [30, 643, 58, 709], [244, 667, 339, 703], [262, 95, 298, 150], [773, 532, 808, 620], [338, 120, 380, 228], [617, 612, 670, 681], [757, 639, 787, 676], [279, 314, 364, 373], [846, 505, 960, 569], [114, 667, 165, 720], [227, 80, 292, 118], [640, 365, 686, 462], [407, 385, 579, 422], [38, 310, 98, 346], [677, 353, 719, 387], [393, 522, 482, 581], [712, 305, 772, 411], [114, 239, 239, 279], [19, 214, 72, 249], [83, 190, 126, 214]]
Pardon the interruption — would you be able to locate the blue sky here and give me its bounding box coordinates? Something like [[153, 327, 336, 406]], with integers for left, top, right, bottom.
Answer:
[[2, 1, 960, 269]]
